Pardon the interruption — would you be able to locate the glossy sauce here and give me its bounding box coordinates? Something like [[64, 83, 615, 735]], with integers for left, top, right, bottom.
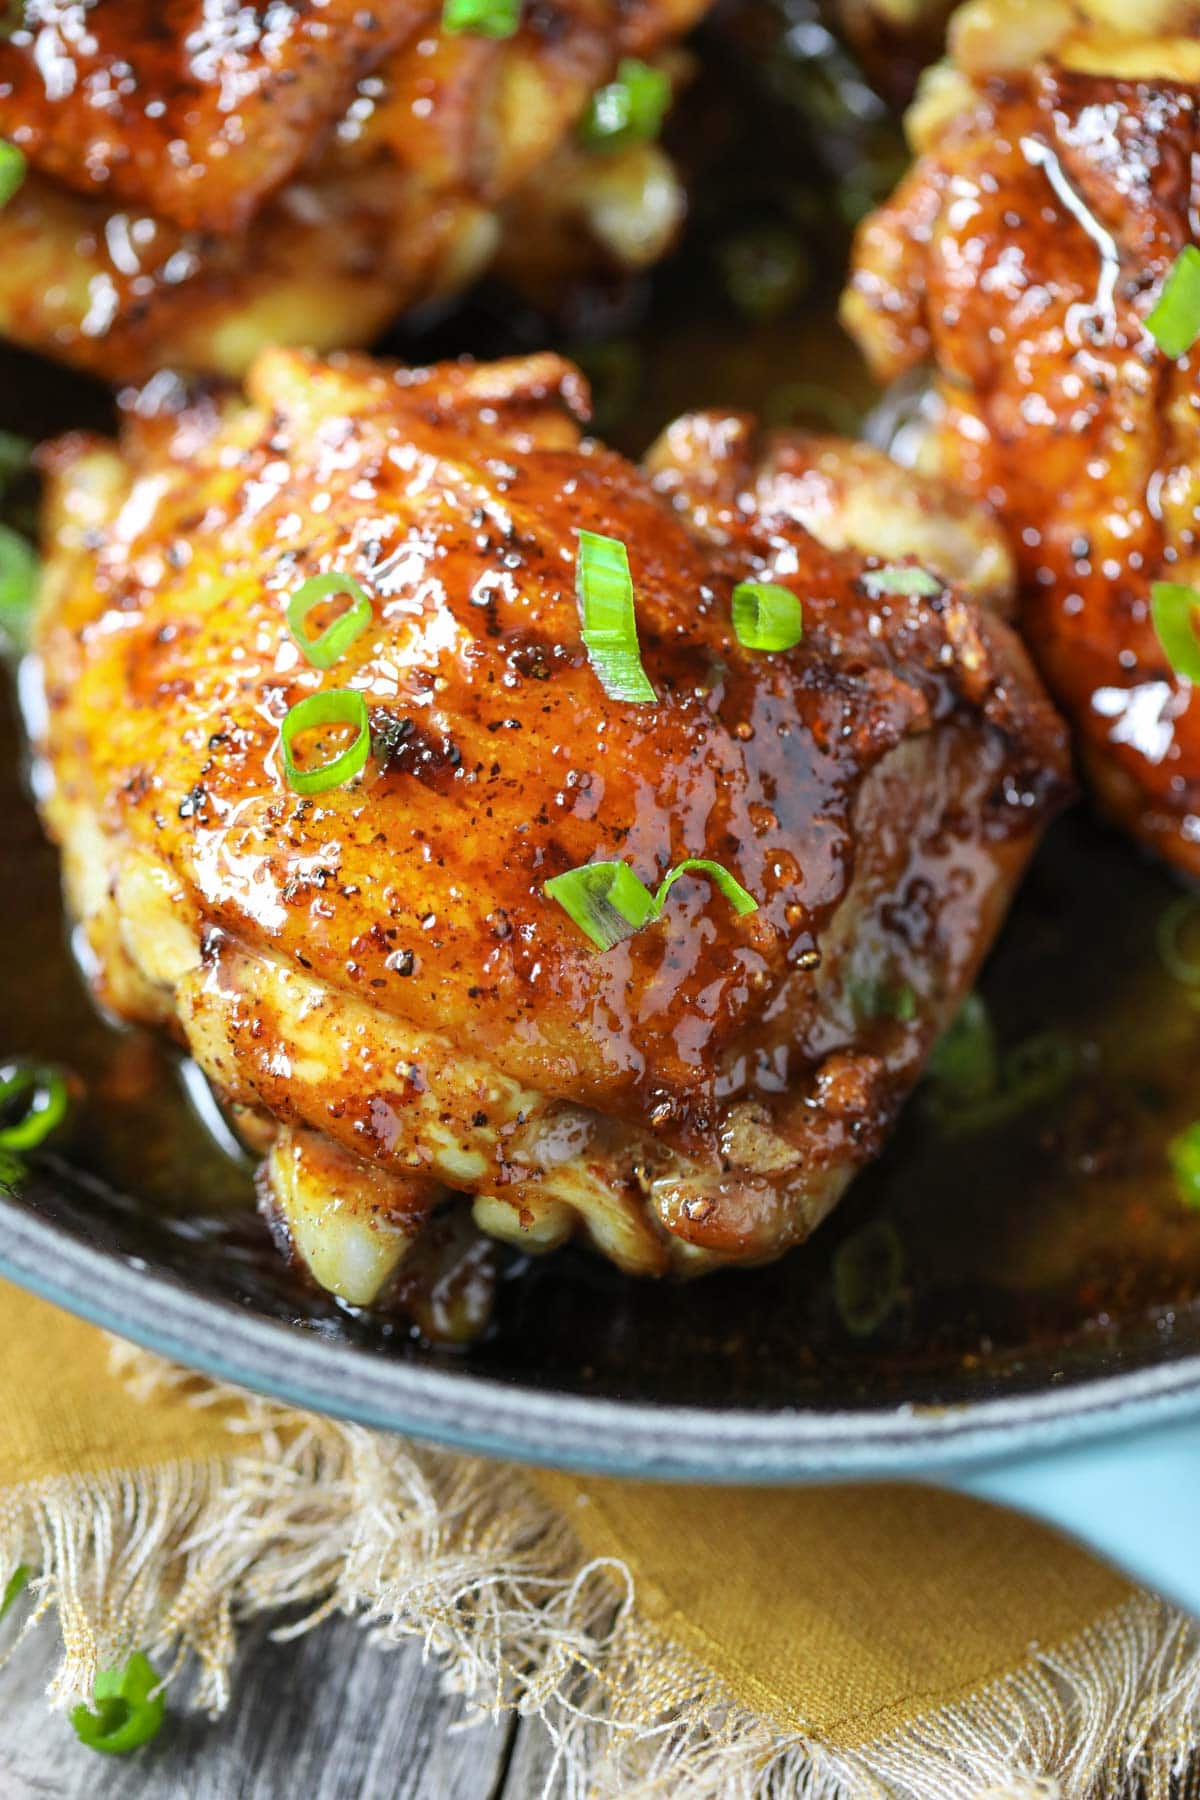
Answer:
[[5, 3, 1200, 1399]]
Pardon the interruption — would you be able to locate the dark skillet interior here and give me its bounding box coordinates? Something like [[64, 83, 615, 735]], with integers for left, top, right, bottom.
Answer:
[[5, 1, 1200, 1432]]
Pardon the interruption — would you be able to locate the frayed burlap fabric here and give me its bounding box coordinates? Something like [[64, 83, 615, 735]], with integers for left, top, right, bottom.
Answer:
[[2, 1279, 1197, 1799]]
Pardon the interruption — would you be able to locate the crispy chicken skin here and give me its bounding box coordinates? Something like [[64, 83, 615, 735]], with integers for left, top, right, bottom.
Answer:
[[0, 0, 702, 381], [843, 2, 1200, 875], [32, 350, 1069, 1304]]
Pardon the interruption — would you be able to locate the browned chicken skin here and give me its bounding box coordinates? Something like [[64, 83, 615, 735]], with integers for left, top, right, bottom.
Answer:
[[32, 350, 1069, 1304], [844, 2, 1200, 876], [0, 0, 704, 380]]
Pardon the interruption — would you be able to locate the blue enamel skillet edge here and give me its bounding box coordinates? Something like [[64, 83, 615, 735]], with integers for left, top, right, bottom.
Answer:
[[3, 1188, 1199, 1613]]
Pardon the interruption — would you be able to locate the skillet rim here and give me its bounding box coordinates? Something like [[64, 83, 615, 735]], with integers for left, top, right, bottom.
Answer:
[[4, 1191, 1200, 1481]]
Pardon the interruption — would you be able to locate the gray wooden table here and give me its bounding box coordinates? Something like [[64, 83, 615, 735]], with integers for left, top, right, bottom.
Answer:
[[0, 1614, 562, 1798]]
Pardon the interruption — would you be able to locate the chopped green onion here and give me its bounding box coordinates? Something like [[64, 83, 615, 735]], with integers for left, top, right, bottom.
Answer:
[[576, 529, 656, 703], [848, 976, 917, 1024], [1157, 894, 1200, 986], [1147, 246, 1200, 359], [652, 858, 758, 918], [578, 59, 671, 154], [280, 689, 370, 796], [1170, 1122, 1200, 1209], [926, 994, 998, 1105], [924, 1025, 1076, 1136], [718, 226, 810, 322], [0, 1564, 28, 1621], [731, 581, 803, 652], [833, 1219, 904, 1337], [1151, 581, 1200, 682], [0, 523, 37, 646], [287, 572, 372, 671], [0, 1062, 68, 1152], [863, 564, 942, 599], [441, 0, 520, 36], [546, 856, 757, 951], [0, 429, 31, 490], [544, 861, 659, 952], [70, 1652, 166, 1756], [0, 141, 24, 208]]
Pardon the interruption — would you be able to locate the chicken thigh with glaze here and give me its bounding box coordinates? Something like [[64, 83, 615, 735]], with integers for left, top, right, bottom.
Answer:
[[844, 0, 1200, 875], [32, 349, 1069, 1306], [0, 0, 703, 382]]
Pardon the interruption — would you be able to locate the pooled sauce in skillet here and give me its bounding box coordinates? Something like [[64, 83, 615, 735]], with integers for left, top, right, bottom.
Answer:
[[5, 1, 1200, 1406]]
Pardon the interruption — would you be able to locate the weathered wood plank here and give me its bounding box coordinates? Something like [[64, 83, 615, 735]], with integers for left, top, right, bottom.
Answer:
[[496, 1713, 570, 1800], [0, 1612, 518, 1799]]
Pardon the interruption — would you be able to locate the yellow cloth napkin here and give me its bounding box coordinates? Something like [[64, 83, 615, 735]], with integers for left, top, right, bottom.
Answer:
[[2, 1278, 1195, 1798]]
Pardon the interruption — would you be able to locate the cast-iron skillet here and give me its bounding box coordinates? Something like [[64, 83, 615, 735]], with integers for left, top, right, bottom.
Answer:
[[3, 3, 1200, 1607]]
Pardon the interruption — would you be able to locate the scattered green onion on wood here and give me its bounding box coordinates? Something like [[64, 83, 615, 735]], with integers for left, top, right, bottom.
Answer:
[[70, 1652, 166, 1756], [0, 1564, 28, 1622], [280, 689, 370, 796], [287, 572, 372, 671], [731, 581, 803, 652], [546, 856, 757, 951], [1151, 580, 1200, 682], [576, 528, 656, 703], [0, 140, 24, 208], [441, 0, 520, 36], [0, 1061, 68, 1152], [863, 563, 942, 599], [1147, 246, 1200, 359], [578, 59, 671, 154]]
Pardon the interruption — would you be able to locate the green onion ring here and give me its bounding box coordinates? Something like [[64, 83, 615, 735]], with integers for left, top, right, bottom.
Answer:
[[731, 581, 804, 653], [833, 1219, 905, 1337], [441, 0, 521, 37], [546, 855, 757, 950], [0, 1062, 68, 1152], [70, 1653, 166, 1756], [1158, 894, 1200, 986], [1169, 1120, 1200, 1209], [287, 572, 373, 671], [1151, 581, 1200, 683], [863, 563, 942, 599], [0, 1564, 28, 1621], [578, 59, 672, 154], [1147, 246, 1200, 360], [0, 141, 24, 209], [280, 689, 370, 796], [576, 528, 656, 703]]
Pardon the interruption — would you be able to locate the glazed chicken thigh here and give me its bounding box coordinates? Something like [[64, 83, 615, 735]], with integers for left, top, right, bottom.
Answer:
[[844, 0, 1200, 875], [0, 0, 703, 382], [33, 350, 1069, 1306]]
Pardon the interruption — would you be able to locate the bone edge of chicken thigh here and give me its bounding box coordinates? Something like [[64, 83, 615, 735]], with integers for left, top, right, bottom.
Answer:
[[35, 685, 1039, 1304], [0, 134, 687, 386], [31, 356, 1064, 1310]]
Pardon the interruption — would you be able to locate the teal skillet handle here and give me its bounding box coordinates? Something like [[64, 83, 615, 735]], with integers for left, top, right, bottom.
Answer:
[[942, 1419, 1200, 1615]]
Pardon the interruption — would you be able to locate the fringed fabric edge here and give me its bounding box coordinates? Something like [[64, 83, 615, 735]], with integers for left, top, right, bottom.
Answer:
[[0, 1342, 1196, 1800]]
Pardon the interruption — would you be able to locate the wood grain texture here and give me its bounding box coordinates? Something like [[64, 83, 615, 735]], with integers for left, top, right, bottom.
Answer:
[[0, 1613, 547, 1799]]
